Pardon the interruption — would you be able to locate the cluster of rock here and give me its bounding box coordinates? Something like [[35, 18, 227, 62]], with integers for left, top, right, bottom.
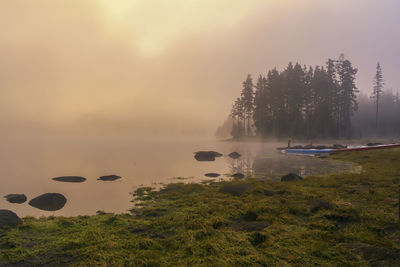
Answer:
[[193, 150, 245, 180], [4, 193, 67, 211], [194, 151, 242, 162], [2, 173, 123, 227]]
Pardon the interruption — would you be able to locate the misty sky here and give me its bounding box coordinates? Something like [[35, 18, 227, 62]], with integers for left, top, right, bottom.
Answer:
[[0, 0, 399, 137]]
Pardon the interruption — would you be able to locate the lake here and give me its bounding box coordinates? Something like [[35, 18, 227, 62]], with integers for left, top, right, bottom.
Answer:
[[0, 135, 359, 217]]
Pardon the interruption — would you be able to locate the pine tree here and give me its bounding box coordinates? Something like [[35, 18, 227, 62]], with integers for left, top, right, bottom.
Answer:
[[336, 56, 359, 138], [230, 98, 245, 138], [326, 58, 340, 137], [268, 68, 286, 137], [253, 75, 270, 136], [371, 62, 384, 132], [303, 66, 315, 138], [240, 74, 254, 136]]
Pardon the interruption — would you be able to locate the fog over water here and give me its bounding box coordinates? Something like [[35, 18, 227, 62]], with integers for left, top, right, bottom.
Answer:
[[0, 137, 359, 216], [1, 1, 400, 137]]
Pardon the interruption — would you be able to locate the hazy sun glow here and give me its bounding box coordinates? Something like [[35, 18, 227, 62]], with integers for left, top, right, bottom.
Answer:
[[97, 0, 268, 55]]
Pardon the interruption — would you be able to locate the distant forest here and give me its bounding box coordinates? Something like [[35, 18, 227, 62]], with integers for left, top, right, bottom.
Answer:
[[216, 55, 400, 139]]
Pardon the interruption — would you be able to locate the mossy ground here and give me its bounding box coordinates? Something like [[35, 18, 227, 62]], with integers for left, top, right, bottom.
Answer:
[[1, 149, 400, 266]]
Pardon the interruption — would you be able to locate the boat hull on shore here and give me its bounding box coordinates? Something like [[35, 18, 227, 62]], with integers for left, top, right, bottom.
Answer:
[[281, 143, 400, 156]]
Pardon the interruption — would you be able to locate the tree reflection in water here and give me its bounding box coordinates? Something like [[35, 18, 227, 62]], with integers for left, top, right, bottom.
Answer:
[[225, 143, 360, 180]]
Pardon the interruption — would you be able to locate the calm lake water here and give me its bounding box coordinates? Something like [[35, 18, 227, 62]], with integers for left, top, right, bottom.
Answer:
[[0, 135, 359, 217]]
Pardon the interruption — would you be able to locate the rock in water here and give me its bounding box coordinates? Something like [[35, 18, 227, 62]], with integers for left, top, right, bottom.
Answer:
[[52, 176, 87, 183], [0, 210, 22, 228], [232, 173, 245, 179], [228, 152, 241, 159], [205, 173, 221, 178], [98, 175, 121, 181], [194, 151, 217, 161], [4, 194, 27, 204], [28, 193, 67, 211], [281, 173, 304, 182]]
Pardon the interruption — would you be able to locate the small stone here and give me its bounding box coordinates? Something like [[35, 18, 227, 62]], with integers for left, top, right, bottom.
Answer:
[[194, 151, 221, 161], [52, 176, 86, 183], [204, 173, 220, 178], [4, 194, 27, 204], [98, 175, 121, 181], [228, 152, 241, 159]]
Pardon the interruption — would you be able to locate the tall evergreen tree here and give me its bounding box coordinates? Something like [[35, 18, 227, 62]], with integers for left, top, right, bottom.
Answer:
[[230, 98, 245, 138], [240, 74, 254, 136], [336, 55, 359, 138], [326, 58, 340, 136], [371, 62, 384, 132], [253, 75, 270, 136]]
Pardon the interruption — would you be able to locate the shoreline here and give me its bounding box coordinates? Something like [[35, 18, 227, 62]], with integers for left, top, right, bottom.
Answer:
[[1, 148, 400, 265]]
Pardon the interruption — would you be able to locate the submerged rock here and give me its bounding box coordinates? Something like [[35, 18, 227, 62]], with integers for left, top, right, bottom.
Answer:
[[4, 194, 27, 204], [281, 173, 304, 182], [204, 173, 221, 178], [228, 152, 241, 159], [98, 175, 121, 181], [232, 173, 245, 179], [194, 151, 222, 161], [52, 176, 87, 183], [0, 210, 22, 228], [28, 193, 67, 211]]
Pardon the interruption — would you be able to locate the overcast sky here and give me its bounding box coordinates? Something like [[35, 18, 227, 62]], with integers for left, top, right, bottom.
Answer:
[[0, 0, 399, 137]]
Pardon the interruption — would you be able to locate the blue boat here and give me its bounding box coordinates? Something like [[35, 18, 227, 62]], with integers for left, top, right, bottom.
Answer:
[[282, 149, 334, 156]]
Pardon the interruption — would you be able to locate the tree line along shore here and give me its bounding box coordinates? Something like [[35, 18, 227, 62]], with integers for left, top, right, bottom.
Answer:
[[219, 55, 400, 140]]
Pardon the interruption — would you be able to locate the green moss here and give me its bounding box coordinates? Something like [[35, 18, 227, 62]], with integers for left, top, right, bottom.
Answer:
[[1, 148, 400, 266]]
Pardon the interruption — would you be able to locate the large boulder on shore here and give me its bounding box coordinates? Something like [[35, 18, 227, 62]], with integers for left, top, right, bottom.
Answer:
[[0, 210, 22, 228], [281, 173, 304, 182], [28, 193, 67, 211], [52, 176, 86, 183], [194, 151, 222, 161], [97, 175, 121, 181], [4, 194, 27, 204]]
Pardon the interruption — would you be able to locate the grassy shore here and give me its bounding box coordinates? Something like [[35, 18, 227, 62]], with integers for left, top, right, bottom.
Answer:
[[1, 149, 400, 266]]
